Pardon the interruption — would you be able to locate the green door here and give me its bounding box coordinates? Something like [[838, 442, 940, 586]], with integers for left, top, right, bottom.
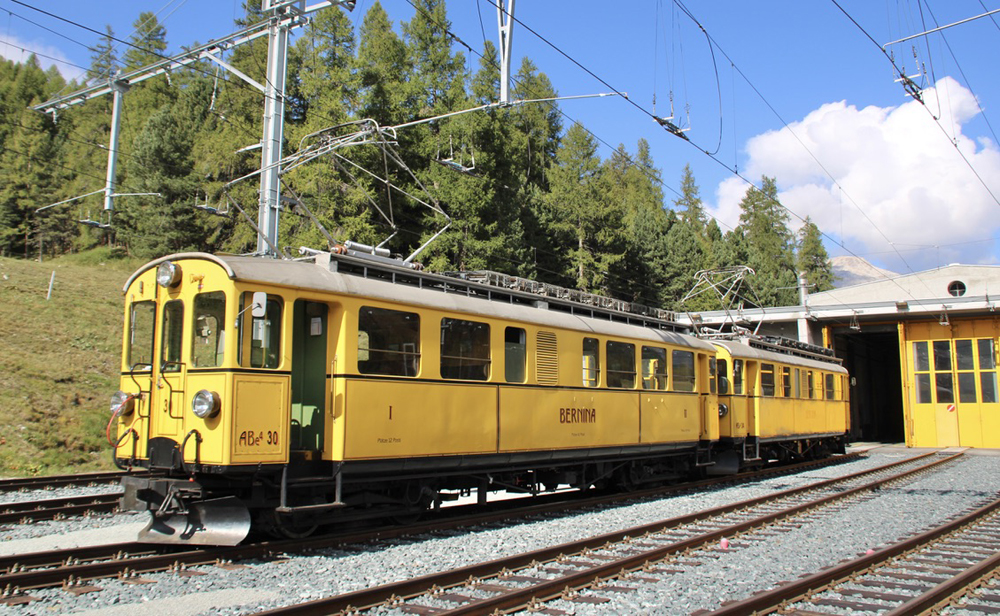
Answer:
[[291, 300, 328, 451]]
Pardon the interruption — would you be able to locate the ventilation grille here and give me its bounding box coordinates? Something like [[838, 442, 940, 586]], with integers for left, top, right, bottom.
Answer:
[[536, 330, 559, 385]]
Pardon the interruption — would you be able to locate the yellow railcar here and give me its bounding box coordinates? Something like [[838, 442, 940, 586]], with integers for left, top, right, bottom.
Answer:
[[709, 338, 849, 472], [111, 252, 726, 544]]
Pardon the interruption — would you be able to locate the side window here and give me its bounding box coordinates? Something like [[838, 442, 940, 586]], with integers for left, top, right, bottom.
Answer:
[[807, 371, 816, 399], [606, 341, 636, 389], [825, 373, 836, 400], [980, 339, 998, 404], [583, 337, 600, 387], [732, 359, 744, 395], [672, 350, 696, 392], [192, 291, 226, 368], [357, 306, 420, 376], [717, 359, 729, 395], [239, 293, 282, 369], [794, 369, 801, 398], [642, 346, 667, 390], [781, 366, 792, 397], [441, 318, 490, 381], [505, 327, 526, 383], [161, 300, 184, 373], [128, 301, 155, 370], [760, 363, 775, 397], [709, 358, 717, 394]]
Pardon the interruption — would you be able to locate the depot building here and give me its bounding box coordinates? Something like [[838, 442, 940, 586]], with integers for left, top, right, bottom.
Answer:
[[678, 264, 1000, 449]]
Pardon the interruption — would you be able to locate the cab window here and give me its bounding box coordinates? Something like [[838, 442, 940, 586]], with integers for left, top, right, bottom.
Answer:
[[717, 359, 729, 395], [505, 327, 526, 383], [672, 350, 696, 392], [161, 300, 184, 373], [642, 346, 667, 390], [606, 341, 636, 389], [441, 318, 490, 381], [761, 364, 776, 397], [192, 292, 226, 368], [128, 301, 155, 370], [358, 306, 420, 376], [239, 292, 282, 369], [732, 359, 744, 395], [583, 337, 600, 387]]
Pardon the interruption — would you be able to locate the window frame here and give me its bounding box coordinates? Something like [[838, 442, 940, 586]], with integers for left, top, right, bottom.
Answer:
[[357, 305, 421, 377], [440, 317, 491, 381], [191, 291, 227, 368], [606, 340, 637, 389]]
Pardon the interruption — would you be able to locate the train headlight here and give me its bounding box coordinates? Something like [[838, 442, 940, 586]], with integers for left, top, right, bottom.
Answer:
[[192, 390, 221, 419], [718, 403, 729, 418], [110, 390, 134, 417], [156, 261, 182, 288]]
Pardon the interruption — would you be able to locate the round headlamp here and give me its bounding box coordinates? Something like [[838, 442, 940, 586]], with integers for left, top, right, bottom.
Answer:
[[156, 261, 182, 288], [110, 390, 134, 417], [718, 403, 729, 418], [192, 390, 221, 419]]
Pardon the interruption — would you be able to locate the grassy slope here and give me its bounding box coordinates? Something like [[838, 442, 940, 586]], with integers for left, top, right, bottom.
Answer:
[[0, 249, 142, 475]]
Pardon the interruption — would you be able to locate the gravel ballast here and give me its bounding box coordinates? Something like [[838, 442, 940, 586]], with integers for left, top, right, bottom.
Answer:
[[1, 448, 997, 616]]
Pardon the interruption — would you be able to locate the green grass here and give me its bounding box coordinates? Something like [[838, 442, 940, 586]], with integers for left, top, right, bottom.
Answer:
[[0, 248, 143, 476]]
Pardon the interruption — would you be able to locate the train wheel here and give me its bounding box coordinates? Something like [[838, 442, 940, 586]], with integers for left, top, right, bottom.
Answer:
[[264, 511, 319, 539]]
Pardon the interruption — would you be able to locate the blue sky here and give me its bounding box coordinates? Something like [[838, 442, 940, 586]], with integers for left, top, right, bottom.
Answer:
[[3, 0, 999, 274]]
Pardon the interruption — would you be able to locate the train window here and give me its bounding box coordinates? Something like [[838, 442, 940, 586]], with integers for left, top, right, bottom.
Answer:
[[642, 346, 667, 390], [672, 350, 696, 392], [441, 318, 490, 381], [782, 367, 792, 397], [794, 369, 802, 398], [583, 338, 600, 387], [760, 364, 775, 397], [824, 373, 835, 400], [732, 359, 744, 395], [357, 306, 420, 377], [717, 359, 729, 395], [192, 292, 226, 368], [709, 358, 717, 394], [239, 293, 282, 369], [505, 327, 526, 383], [607, 341, 636, 389], [913, 341, 930, 372], [161, 300, 184, 373], [807, 371, 815, 399], [128, 301, 155, 370], [933, 341, 952, 371]]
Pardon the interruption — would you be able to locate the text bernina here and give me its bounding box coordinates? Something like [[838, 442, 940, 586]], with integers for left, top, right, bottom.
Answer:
[[559, 407, 596, 423]]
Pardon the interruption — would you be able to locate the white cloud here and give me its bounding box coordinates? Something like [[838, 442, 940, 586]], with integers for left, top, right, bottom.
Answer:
[[708, 77, 1000, 272], [0, 35, 87, 82]]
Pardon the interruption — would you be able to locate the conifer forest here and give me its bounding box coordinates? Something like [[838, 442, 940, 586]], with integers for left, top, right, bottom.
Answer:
[[0, 0, 834, 311]]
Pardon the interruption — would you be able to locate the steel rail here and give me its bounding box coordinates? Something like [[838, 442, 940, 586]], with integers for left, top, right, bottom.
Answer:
[[0, 471, 147, 493], [0, 453, 860, 592], [0, 493, 119, 524], [706, 479, 1000, 615], [255, 452, 949, 615]]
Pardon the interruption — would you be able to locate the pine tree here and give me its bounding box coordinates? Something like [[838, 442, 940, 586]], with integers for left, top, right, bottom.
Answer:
[[674, 164, 706, 232], [734, 176, 798, 306], [797, 216, 834, 292], [87, 26, 118, 82]]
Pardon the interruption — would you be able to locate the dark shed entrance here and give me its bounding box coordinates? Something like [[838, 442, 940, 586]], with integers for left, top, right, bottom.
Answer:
[[832, 325, 905, 443]]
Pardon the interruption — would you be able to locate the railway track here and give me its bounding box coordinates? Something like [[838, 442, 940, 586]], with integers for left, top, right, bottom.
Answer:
[[0, 453, 861, 602], [705, 487, 1000, 615], [228, 451, 958, 615], [0, 492, 120, 525], [0, 470, 152, 493]]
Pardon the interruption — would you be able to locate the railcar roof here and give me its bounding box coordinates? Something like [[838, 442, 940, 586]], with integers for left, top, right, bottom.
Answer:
[[126, 253, 715, 351], [710, 339, 847, 373]]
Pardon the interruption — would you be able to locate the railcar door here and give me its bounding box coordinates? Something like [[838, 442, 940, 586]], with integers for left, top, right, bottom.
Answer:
[[291, 300, 328, 453], [153, 298, 186, 442]]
